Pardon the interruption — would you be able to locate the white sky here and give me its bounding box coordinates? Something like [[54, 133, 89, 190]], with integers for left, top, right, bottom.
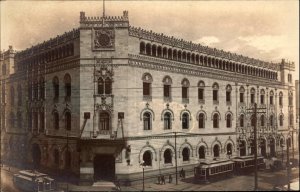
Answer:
[[1, 0, 299, 79]]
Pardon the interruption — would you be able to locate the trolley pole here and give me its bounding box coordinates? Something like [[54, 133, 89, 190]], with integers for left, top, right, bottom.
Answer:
[[287, 140, 290, 191], [254, 103, 258, 191], [174, 132, 178, 185]]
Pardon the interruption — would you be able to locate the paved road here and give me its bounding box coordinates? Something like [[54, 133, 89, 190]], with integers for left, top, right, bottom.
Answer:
[[1, 165, 299, 191]]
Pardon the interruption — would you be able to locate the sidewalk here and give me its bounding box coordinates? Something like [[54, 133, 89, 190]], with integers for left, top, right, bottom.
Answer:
[[120, 167, 299, 191]]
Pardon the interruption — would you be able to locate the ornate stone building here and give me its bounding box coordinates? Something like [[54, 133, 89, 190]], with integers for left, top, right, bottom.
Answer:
[[0, 10, 298, 185]]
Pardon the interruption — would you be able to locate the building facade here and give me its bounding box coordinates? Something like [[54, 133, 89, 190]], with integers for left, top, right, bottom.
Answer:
[[0, 10, 298, 185]]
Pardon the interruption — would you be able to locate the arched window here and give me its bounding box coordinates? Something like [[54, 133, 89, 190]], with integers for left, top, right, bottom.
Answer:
[[182, 147, 190, 161], [269, 115, 274, 127], [212, 83, 219, 104], [151, 44, 157, 57], [142, 73, 152, 100], [143, 112, 151, 130], [198, 81, 205, 103], [53, 111, 59, 130], [269, 91, 274, 105], [53, 76, 59, 101], [227, 143, 232, 155], [240, 114, 244, 127], [65, 111, 71, 130], [39, 78, 45, 100], [54, 149, 59, 166], [143, 150, 152, 166], [163, 76, 172, 100], [146, 43, 151, 55], [140, 42, 146, 54], [279, 115, 283, 126], [164, 149, 172, 164], [260, 89, 265, 104], [213, 113, 219, 128], [226, 114, 232, 128], [64, 74, 71, 101], [65, 151, 71, 169], [182, 113, 189, 129], [239, 86, 245, 103], [279, 92, 283, 106], [10, 86, 15, 106], [199, 113, 205, 128], [250, 88, 255, 104], [181, 79, 189, 103], [17, 84, 22, 106], [213, 145, 220, 158], [157, 46, 162, 57], [199, 146, 205, 159], [98, 78, 104, 94], [164, 112, 171, 130], [260, 115, 265, 126], [99, 112, 110, 130], [226, 84, 232, 104]]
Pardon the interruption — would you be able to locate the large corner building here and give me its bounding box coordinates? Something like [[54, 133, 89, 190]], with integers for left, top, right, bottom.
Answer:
[[0, 10, 298, 185]]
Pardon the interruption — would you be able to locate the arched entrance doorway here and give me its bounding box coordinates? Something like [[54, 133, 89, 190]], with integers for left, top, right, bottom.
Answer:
[[269, 138, 276, 157], [94, 154, 115, 181], [239, 140, 246, 156], [260, 139, 266, 157], [32, 143, 41, 169]]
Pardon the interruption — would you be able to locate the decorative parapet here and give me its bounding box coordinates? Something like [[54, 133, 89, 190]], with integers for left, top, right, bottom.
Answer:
[[79, 10, 129, 28], [15, 28, 80, 60], [129, 26, 281, 71]]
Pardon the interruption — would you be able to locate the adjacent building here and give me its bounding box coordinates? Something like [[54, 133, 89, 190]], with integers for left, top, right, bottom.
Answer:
[[0, 10, 298, 185]]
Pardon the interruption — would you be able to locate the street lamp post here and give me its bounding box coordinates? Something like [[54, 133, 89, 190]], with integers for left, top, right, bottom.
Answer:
[[280, 144, 284, 164], [140, 161, 145, 191]]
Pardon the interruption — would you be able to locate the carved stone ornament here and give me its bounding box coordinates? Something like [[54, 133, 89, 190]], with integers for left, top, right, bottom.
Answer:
[[93, 29, 115, 50]]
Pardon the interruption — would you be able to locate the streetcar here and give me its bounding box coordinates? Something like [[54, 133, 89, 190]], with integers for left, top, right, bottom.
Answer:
[[13, 170, 56, 192]]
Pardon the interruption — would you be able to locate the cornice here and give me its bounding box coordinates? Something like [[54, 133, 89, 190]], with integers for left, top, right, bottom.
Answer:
[[128, 54, 283, 88]]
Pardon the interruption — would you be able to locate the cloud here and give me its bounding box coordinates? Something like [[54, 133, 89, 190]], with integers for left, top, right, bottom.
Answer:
[[238, 35, 288, 53], [194, 36, 220, 46]]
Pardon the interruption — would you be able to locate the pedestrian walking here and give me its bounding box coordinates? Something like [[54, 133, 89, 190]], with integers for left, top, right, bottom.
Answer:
[[182, 170, 186, 179], [180, 168, 184, 178], [161, 175, 165, 185], [157, 175, 161, 184], [169, 174, 172, 183]]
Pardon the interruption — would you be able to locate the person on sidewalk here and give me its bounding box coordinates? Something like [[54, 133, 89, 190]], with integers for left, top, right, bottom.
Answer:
[[169, 174, 172, 183], [157, 175, 161, 185], [180, 168, 184, 178], [161, 175, 165, 185]]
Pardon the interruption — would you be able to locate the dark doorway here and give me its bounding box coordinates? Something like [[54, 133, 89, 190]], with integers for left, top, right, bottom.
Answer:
[[270, 138, 276, 157], [260, 139, 266, 157], [94, 154, 115, 181], [32, 143, 41, 169], [240, 140, 246, 156]]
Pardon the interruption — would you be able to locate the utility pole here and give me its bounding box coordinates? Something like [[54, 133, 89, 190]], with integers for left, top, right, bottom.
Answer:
[[254, 103, 258, 191], [287, 139, 290, 191], [246, 103, 266, 191], [174, 132, 178, 185]]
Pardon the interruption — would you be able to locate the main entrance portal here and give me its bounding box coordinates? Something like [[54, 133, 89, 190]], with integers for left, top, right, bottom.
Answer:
[[94, 154, 115, 181]]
